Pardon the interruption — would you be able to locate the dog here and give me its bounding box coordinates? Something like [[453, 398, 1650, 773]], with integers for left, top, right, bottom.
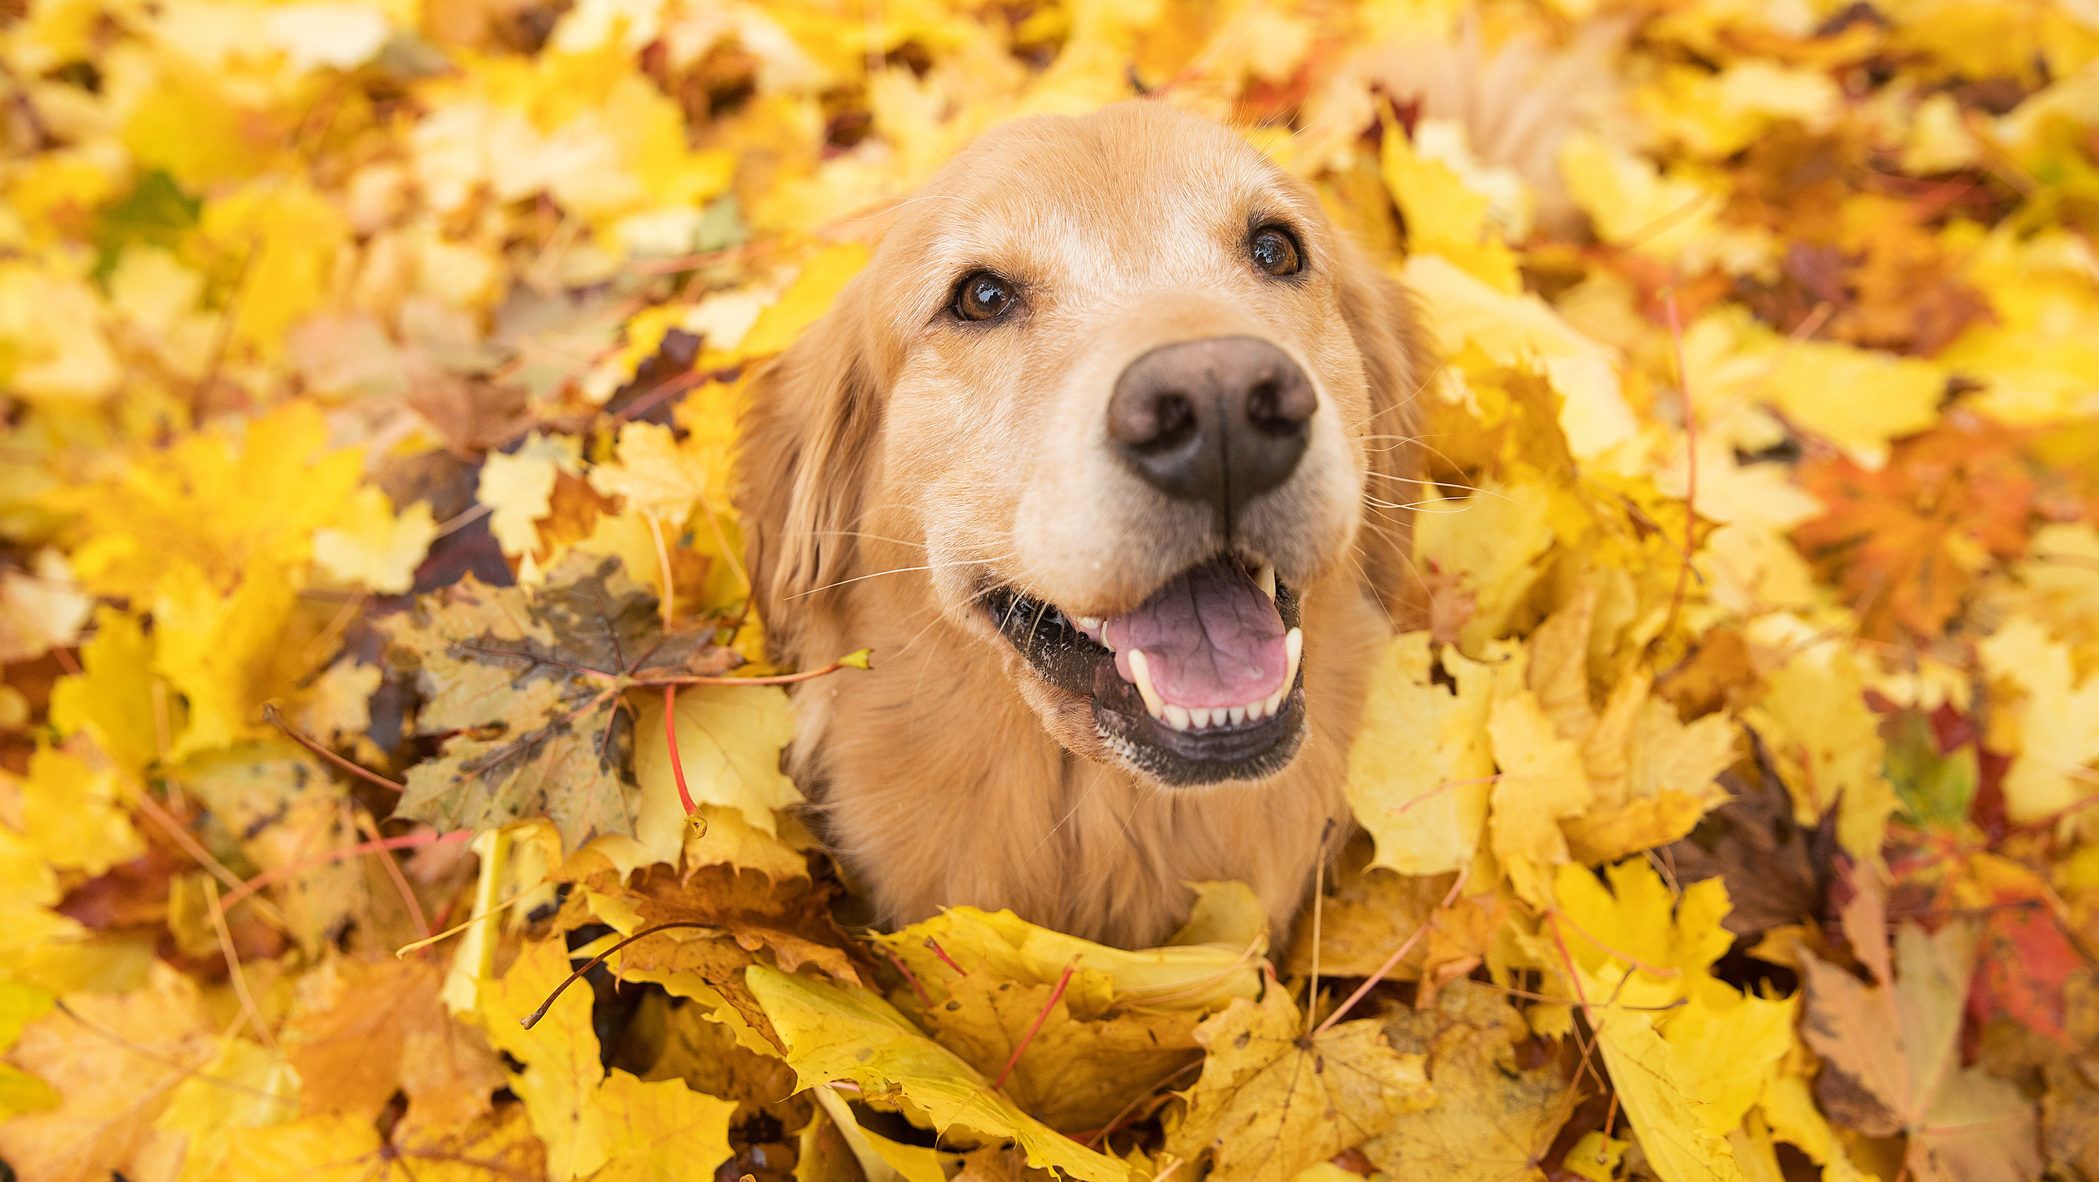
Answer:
[[735, 101, 1428, 949]]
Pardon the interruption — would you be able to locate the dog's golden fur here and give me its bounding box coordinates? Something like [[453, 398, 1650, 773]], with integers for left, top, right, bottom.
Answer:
[[736, 102, 1427, 948]]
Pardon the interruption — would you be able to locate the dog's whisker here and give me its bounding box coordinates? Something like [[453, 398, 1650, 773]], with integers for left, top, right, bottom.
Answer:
[[1363, 471, 1495, 494], [1362, 494, 1483, 513], [791, 554, 1013, 599]]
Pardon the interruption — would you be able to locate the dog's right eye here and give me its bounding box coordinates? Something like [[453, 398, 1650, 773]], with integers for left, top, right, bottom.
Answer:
[[951, 271, 1016, 322]]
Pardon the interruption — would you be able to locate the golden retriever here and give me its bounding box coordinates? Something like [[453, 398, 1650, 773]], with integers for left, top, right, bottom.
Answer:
[[736, 101, 1427, 948]]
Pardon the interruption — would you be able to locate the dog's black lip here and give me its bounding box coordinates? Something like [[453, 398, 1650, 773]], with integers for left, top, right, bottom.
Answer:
[[981, 564, 1306, 785]]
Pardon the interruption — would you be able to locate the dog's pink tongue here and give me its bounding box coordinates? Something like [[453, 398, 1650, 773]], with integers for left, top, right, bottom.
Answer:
[[1107, 560, 1287, 708]]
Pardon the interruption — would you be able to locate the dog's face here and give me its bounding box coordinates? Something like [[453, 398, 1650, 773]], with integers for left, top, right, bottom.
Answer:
[[741, 102, 1423, 788]]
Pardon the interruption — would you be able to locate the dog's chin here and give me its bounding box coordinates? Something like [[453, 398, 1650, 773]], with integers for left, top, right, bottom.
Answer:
[[980, 562, 1308, 787]]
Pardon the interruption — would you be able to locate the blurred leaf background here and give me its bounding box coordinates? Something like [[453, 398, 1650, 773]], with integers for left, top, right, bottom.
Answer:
[[1, 0, 2097, 1180]]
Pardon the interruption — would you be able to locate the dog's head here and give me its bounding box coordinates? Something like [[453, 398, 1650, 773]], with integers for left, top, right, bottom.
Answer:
[[739, 101, 1426, 787]]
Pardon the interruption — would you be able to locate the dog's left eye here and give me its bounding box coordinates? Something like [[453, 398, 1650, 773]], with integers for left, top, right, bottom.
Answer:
[[1249, 225, 1304, 277], [951, 271, 1017, 322]]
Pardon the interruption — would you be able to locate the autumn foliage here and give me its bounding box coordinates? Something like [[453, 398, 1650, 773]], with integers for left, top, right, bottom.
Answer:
[[2, 1, 2098, 1181]]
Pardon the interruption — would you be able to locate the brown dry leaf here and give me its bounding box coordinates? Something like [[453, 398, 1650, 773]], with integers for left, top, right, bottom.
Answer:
[[1793, 417, 2038, 643], [0, 964, 215, 1182], [1667, 764, 1840, 939], [1284, 840, 1503, 991], [282, 957, 505, 1132], [1163, 986, 1433, 1182], [382, 552, 738, 848], [1800, 922, 2041, 1182], [1360, 981, 1575, 1182]]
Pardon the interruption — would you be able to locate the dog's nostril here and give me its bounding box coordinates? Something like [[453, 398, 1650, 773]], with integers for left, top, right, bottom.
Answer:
[[1149, 392, 1196, 448], [1246, 379, 1282, 429]]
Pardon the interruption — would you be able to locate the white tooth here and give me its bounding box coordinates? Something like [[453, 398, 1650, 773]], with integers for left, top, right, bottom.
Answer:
[[1164, 704, 1191, 731], [1246, 697, 1267, 721], [1127, 650, 1166, 718], [1256, 564, 1277, 601], [1190, 707, 1212, 728], [1284, 627, 1303, 690], [1076, 615, 1102, 631], [1265, 688, 1285, 717], [1228, 705, 1247, 726]]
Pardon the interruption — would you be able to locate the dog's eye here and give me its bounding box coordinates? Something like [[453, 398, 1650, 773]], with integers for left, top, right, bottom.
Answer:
[[951, 271, 1016, 322], [1249, 225, 1304, 277]]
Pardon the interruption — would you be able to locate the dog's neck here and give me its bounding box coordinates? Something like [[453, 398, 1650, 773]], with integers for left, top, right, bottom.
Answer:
[[779, 569, 1370, 949]]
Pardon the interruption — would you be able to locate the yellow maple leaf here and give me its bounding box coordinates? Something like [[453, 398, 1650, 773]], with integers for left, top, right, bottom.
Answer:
[[733, 242, 873, 362], [1742, 637, 1898, 861], [478, 432, 581, 558], [479, 939, 735, 1180], [1754, 338, 1945, 469], [1360, 981, 1575, 1180], [747, 963, 1130, 1182], [1977, 618, 2099, 828], [1488, 664, 1595, 902], [189, 179, 351, 359], [0, 260, 121, 404], [51, 401, 366, 603], [631, 682, 802, 848], [49, 609, 168, 778], [587, 421, 722, 523], [1345, 632, 1499, 875], [868, 896, 1264, 1129], [311, 489, 438, 594], [151, 562, 303, 758], [1163, 986, 1433, 1182], [1401, 253, 1639, 461], [0, 549, 92, 664], [1380, 114, 1523, 292], [12, 745, 143, 877]]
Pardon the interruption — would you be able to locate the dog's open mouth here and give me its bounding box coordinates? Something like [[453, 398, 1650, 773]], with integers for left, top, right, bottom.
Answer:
[[982, 556, 1306, 785]]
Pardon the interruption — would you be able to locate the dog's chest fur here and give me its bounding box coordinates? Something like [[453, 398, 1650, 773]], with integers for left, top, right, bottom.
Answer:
[[784, 577, 1377, 948]]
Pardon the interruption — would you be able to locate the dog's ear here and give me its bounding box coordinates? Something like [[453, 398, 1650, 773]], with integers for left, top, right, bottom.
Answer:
[[1335, 246, 1434, 629], [734, 277, 885, 659]]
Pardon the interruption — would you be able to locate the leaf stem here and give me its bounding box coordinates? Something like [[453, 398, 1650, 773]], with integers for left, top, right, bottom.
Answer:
[[663, 685, 699, 816], [992, 958, 1075, 1090]]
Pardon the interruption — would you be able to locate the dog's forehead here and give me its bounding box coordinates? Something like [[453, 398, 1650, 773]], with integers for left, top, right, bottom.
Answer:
[[908, 105, 1317, 282]]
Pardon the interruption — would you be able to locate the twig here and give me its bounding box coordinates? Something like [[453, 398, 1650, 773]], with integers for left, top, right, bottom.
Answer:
[[519, 922, 719, 1029], [220, 830, 470, 912], [1660, 286, 1698, 641], [1312, 868, 1467, 1036], [262, 703, 405, 793], [635, 651, 872, 689], [204, 880, 279, 1052], [357, 811, 432, 944]]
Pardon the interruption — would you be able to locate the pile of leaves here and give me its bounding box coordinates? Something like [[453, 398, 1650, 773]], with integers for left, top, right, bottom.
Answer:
[[2, 0, 2097, 1179]]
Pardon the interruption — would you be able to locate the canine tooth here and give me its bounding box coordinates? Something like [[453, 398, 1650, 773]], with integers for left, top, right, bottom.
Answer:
[[1076, 615, 1103, 631], [1164, 704, 1192, 731], [1127, 650, 1166, 719], [1284, 627, 1303, 689], [1228, 705, 1247, 726], [1256, 564, 1277, 600], [1265, 689, 1285, 717]]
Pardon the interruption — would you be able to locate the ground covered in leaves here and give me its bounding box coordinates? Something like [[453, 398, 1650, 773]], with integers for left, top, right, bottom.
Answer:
[[3, 0, 2098, 1180]]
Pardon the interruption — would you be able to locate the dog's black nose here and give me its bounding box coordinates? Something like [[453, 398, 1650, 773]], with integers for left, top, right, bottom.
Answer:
[[1107, 335, 1315, 525]]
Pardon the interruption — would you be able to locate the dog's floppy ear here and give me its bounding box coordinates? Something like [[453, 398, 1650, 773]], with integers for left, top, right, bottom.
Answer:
[[1335, 246, 1434, 629], [735, 276, 885, 659]]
